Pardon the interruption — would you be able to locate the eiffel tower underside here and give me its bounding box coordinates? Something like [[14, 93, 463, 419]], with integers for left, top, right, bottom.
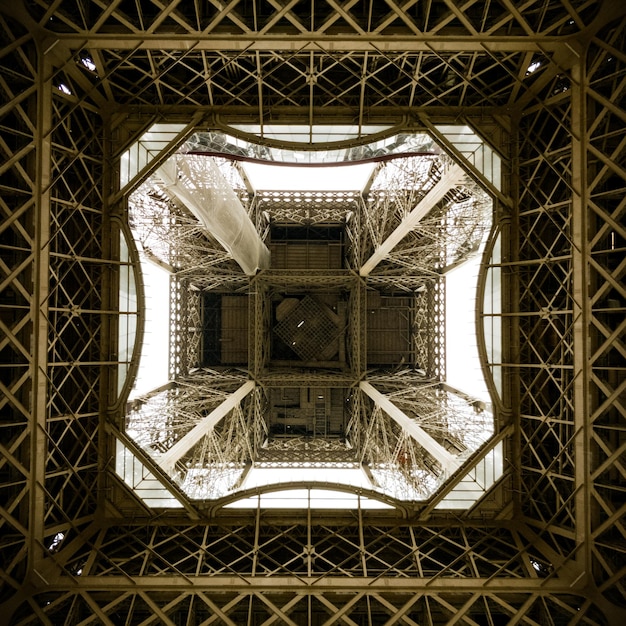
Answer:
[[1, 1, 625, 624]]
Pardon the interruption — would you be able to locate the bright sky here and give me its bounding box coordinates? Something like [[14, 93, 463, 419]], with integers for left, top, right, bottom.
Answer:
[[130, 256, 170, 399], [242, 161, 376, 191], [445, 252, 491, 402]]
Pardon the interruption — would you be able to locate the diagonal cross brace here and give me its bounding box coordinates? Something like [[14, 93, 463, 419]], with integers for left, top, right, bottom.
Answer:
[[158, 380, 255, 472], [359, 381, 459, 474], [360, 163, 466, 276]]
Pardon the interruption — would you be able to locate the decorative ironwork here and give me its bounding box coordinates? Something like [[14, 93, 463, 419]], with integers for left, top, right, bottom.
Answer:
[[256, 190, 361, 225], [273, 295, 340, 362], [1, 1, 623, 623]]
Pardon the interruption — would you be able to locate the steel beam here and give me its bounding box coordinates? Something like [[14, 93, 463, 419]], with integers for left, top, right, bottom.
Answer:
[[570, 51, 591, 573], [360, 163, 465, 276], [39, 575, 584, 594], [29, 50, 52, 571], [359, 382, 458, 473], [50, 35, 576, 53], [158, 380, 255, 471], [158, 157, 270, 275]]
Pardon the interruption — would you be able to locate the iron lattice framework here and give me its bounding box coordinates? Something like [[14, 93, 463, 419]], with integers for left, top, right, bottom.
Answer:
[[0, 0, 625, 624]]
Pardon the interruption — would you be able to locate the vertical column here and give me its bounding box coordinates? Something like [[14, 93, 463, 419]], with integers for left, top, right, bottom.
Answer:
[[99, 112, 114, 512], [570, 51, 591, 573], [508, 114, 522, 506], [29, 51, 52, 571]]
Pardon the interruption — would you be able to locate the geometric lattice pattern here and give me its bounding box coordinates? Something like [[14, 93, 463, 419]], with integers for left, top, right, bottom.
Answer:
[[1, 0, 625, 624], [274, 295, 339, 361]]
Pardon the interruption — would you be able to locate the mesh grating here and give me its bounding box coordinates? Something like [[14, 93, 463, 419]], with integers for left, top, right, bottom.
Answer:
[[274, 296, 339, 361]]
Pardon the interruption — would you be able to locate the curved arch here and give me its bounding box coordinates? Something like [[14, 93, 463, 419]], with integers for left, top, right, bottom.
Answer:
[[476, 219, 506, 415], [110, 216, 145, 413], [205, 481, 409, 517], [183, 125, 439, 166], [185, 149, 439, 169], [210, 119, 409, 152]]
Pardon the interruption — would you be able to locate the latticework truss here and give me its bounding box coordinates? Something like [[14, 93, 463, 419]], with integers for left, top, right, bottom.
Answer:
[[1, 1, 625, 624], [129, 181, 233, 274]]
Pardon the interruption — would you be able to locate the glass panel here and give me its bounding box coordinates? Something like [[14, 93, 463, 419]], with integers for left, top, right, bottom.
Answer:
[[119, 123, 186, 187], [117, 231, 139, 396], [224, 489, 394, 509], [483, 233, 503, 398], [435, 441, 503, 509], [184, 130, 438, 164], [446, 251, 490, 402], [129, 259, 170, 399], [115, 438, 184, 508], [435, 124, 502, 190]]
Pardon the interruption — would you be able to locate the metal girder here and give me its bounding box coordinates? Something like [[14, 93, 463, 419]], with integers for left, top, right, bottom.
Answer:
[[13, 591, 608, 626], [43, 36, 584, 54], [2, 1, 626, 624], [17, 0, 607, 49], [158, 156, 270, 275], [30, 50, 52, 561], [360, 162, 466, 275], [359, 381, 458, 474], [584, 18, 626, 612], [37, 575, 585, 593], [570, 50, 591, 572]]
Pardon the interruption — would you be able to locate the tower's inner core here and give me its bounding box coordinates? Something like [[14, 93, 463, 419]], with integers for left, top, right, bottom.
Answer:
[[119, 128, 499, 508]]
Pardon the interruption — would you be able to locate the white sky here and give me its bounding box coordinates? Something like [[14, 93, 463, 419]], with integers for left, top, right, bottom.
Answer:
[[130, 256, 170, 399], [242, 161, 375, 191], [445, 253, 491, 402], [241, 466, 371, 494]]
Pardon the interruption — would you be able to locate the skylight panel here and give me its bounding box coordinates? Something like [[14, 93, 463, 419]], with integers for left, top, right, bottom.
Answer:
[[129, 256, 170, 400], [446, 253, 491, 403], [242, 467, 370, 490]]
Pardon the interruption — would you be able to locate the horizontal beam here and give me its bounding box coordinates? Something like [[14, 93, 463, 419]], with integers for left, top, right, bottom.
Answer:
[[360, 163, 465, 276], [54, 35, 570, 53], [158, 380, 255, 471], [39, 575, 583, 594], [359, 382, 458, 473]]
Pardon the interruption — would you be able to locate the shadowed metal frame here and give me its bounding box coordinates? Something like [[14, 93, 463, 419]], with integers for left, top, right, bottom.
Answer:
[[0, 0, 624, 623]]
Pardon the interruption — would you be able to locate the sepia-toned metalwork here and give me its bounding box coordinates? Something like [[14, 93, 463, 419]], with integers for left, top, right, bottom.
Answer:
[[1, 1, 624, 623]]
